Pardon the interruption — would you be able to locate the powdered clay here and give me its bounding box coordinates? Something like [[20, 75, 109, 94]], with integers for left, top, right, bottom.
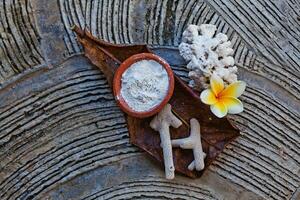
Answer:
[[121, 60, 169, 112]]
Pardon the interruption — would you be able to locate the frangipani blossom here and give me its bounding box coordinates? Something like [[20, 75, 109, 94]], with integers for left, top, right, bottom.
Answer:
[[200, 74, 246, 118]]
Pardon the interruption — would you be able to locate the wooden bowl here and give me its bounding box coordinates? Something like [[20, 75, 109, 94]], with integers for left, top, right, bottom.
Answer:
[[113, 53, 174, 118]]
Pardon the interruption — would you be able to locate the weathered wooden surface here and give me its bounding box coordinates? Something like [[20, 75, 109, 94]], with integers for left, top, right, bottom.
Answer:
[[0, 0, 299, 199]]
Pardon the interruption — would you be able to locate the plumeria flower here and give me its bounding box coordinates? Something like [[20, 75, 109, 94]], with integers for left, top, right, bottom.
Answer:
[[200, 74, 246, 118]]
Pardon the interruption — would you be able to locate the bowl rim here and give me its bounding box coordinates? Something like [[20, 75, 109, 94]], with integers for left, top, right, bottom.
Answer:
[[113, 53, 174, 118]]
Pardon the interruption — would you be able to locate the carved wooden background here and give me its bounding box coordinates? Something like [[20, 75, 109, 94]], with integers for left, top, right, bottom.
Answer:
[[0, 0, 299, 199]]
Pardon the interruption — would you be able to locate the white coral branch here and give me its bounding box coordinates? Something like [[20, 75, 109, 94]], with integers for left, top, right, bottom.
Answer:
[[150, 104, 182, 179], [171, 118, 205, 171], [179, 24, 238, 90], [188, 153, 207, 171]]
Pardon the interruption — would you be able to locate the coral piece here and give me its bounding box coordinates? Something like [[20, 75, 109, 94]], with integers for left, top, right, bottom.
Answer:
[[172, 118, 205, 171], [150, 104, 182, 179], [188, 153, 206, 171], [179, 24, 238, 90]]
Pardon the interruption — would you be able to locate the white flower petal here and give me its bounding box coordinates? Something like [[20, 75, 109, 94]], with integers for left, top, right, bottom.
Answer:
[[220, 97, 243, 114], [200, 89, 217, 105], [210, 102, 228, 118]]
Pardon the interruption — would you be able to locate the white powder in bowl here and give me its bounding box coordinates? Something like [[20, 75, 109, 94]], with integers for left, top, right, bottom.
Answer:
[[120, 60, 169, 112]]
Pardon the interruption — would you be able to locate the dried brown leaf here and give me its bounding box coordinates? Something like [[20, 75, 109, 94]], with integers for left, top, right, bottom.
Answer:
[[73, 26, 240, 178]]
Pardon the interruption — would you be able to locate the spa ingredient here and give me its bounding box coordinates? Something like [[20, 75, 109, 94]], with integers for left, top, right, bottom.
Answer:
[[200, 74, 246, 118], [150, 104, 182, 179], [121, 60, 169, 112], [179, 24, 237, 91], [171, 118, 205, 171]]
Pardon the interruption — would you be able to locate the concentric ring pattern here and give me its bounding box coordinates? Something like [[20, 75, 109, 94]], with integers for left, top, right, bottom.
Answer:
[[0, 0, 299, 199]]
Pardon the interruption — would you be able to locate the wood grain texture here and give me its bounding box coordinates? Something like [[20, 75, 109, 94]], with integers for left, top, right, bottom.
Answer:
[[0, 0, 44, 84], [59, 0, 300, 99], [0, 0, 299, 199]]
